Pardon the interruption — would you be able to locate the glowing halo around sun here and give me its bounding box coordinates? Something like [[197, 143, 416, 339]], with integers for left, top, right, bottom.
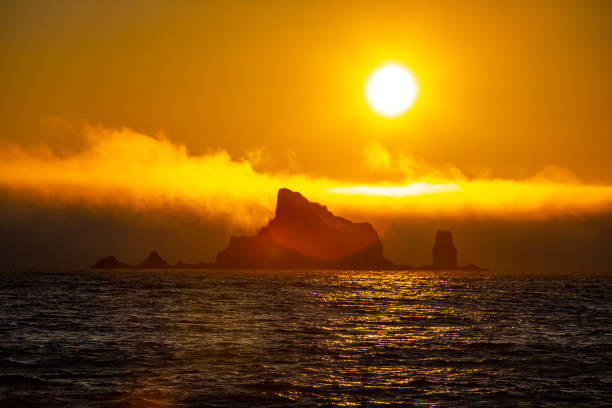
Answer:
[[365, 63, 418, 118]]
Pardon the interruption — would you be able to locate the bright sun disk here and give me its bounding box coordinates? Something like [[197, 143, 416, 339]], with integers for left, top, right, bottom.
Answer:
[[365, 63, 418, 118]]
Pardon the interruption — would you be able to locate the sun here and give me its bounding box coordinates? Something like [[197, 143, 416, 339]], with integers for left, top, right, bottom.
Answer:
[[365, 63, 418, 118]]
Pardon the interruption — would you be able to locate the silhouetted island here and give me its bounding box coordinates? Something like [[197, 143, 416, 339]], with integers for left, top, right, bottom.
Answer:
[[91, 256, 134, 269], [92, 188, 486, 271], [433, 230, 458, 269], [138, 251, 170, 269], [216, 188, 395, 269]]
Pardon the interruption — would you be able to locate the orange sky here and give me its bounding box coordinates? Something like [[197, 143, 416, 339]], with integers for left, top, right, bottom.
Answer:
[[2, 1, 612, 182], [1, 1, 611, 270]]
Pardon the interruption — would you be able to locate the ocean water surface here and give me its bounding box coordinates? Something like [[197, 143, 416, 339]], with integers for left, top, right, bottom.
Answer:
[[0, 269, 610, 407]]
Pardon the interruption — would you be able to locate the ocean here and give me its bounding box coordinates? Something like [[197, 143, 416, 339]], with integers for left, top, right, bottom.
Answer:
[[0, 269, 610, 407]]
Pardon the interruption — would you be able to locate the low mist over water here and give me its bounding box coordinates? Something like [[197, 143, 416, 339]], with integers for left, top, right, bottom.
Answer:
[[1, 270, 610, 407]]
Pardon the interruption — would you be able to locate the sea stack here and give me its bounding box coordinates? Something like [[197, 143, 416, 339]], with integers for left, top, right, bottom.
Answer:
[[216, 188, 394, 269], [432, 231, 458, 270], [138, 251, 170, 269]]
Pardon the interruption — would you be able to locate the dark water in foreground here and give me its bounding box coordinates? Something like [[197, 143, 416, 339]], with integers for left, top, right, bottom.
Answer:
[[0, 270, 611, 407]]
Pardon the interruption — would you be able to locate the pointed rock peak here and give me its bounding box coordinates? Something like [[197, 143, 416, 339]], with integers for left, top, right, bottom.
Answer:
[[275, 188, 325, 219], [138, 250, 170, 269], [147, 250, 162, 260]]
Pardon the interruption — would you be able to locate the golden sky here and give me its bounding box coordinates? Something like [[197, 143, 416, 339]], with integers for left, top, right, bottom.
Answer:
[[1, 1, 611, 269], [2, 1, 612, 182]]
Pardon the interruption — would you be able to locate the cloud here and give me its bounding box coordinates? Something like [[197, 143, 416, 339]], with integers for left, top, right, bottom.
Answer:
[[361, 142, 468, 182], [364, 142, 392, 170], [530, 165, 580, 184], [0, 123, 611, 231]]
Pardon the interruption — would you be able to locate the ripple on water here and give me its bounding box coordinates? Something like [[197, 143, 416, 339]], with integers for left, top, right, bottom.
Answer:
[[0, 269, 610, 407]]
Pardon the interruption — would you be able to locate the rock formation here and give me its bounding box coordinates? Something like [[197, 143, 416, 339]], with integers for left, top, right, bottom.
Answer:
[[432, 230, 459, 270], [92, 251, 172, 269], [216, 188, 394, 269], [138, 251, 170, 269], [91, 256, 133, 269], [91, 189, 486, 271]]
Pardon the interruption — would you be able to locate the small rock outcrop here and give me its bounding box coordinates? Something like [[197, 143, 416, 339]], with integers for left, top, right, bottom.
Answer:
[[91, 251, 172, 269], [91, 256, 133, 269], [138, 251, 170, 269], [432, 231, 459, 270], [216, 188, 394, 269]]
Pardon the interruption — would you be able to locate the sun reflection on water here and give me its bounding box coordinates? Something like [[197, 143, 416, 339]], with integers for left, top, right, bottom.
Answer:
[[2, 269, 609, 406]]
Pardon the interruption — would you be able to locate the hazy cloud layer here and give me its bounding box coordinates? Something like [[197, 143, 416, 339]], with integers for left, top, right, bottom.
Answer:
[[1, 124, 611, 226]]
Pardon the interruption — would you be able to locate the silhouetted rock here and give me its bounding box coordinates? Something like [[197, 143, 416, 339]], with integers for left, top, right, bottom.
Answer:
[[216, 188, 394, 269], [91, 191, 486, 271], [432, 231, 458, 270], [419, 231, 487, 271], [91, 256, 133, 269], [138, 251, 170, 269]]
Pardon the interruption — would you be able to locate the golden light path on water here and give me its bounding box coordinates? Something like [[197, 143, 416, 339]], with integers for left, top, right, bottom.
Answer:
[[117, 270, 496, 406]]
